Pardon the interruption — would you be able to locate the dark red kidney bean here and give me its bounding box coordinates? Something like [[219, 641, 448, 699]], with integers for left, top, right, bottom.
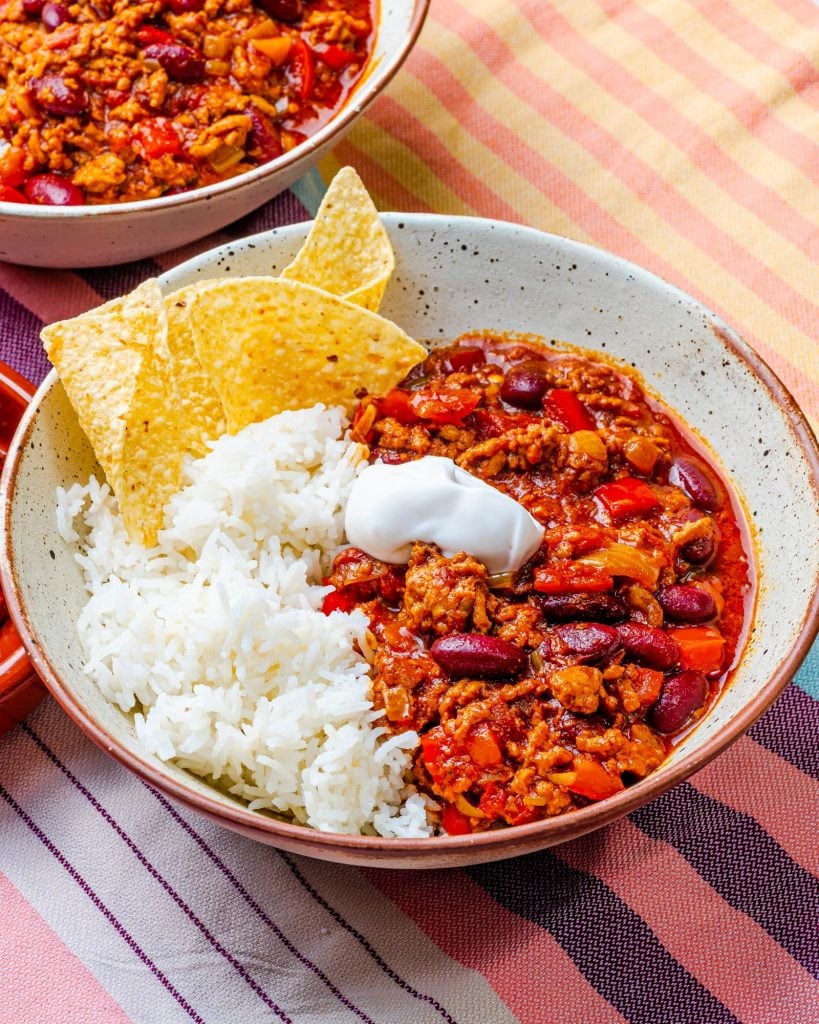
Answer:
[[500, 364, 550, 409], [659, 584, 716, 624], [681, 533, 716, 566], [143, 43, 206, 83], [257, 0, 303, 20], [617, 622, 679, 670], [650, 671, 708, 733], [537, 591, 628, 623], [248, 108, 283, 162], [669, 456, 722, 512], [553, 622, 620, 660], [167, 0, 205, 10], [22, 0, 46, 14], [430, 633, 526, 679], [41, 1, 70, 30], [24, 173, 85, 206], [31, 74, 88, 116]]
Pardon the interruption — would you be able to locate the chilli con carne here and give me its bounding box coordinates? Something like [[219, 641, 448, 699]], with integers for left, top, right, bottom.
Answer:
[[0, 0, 373, 205], [326, 333, 754, 834]]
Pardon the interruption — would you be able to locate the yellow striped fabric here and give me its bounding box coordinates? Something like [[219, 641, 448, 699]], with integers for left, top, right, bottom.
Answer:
[[322, 0, 819, 429]]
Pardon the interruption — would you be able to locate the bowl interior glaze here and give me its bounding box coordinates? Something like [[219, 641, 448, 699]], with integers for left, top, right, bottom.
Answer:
[[3, 216, 818, 867]]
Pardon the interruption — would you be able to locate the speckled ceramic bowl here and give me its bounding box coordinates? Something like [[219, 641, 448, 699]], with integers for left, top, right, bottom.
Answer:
[[3, 216, 818, 868], [0, 0, 428, 269]]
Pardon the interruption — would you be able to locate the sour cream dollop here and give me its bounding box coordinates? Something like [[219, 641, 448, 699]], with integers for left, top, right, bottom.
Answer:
[[344, 456, 545, 574]]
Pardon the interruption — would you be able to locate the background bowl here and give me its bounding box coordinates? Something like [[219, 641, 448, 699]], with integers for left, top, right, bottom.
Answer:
[[0, 0, 428, 269], [3, 215, 818, 867], [0, 359, 41, 734]]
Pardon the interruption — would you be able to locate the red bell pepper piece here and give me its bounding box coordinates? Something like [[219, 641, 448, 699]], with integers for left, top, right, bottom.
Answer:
[[137, 25, 176, 46], [544, 388, 594, 432], [441, 804, 472, 836], [135, 118, 183, 159], [320, 44, 356, 70], [667, 626, 725, 674], [533, 563, 614, 594], [594, 477, 660, 519], [321, 588, 358, 615], [378, 389, 418, 424], [289, 37, 316, 101], [410, 388, 480, 425], [445, 346, 485, 373], [0, 185, 28, 203]]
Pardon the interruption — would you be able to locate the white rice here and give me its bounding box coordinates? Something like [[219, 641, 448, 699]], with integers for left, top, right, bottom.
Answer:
[[56, 404, 432, 838]]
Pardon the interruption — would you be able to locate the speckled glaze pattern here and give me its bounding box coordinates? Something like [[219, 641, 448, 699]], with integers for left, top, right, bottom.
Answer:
[[0, 0, 428, 269], [3, 216, 818, 868]]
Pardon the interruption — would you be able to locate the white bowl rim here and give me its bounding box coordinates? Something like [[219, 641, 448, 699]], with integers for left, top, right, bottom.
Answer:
[[3, 213, 818, 858], [0, 0, 430, 219]]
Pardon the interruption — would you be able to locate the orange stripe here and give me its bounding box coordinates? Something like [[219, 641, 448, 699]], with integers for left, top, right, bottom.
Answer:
[[501, 1, 819, 325], [595, 0, 819, 185], [363, 867, 627, 1024], [0, 870, 131, 1024], [690, 735, 819, 877], [557, 819, 819, 1022]]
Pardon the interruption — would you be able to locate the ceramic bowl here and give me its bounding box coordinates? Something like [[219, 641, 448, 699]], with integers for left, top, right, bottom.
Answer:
[[0, 0, 428, 269], [3, 216, 818, 868], [0, 359, 41, 734]]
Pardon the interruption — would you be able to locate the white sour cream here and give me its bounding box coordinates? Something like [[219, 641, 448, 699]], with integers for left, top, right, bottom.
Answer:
[[344, 455, 544, 573]]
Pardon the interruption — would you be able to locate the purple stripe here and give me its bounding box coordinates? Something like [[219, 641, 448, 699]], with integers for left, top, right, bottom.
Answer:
[[0, 781, 205, 1024], [631, 783, 819, 976], [470, 852, 739, 1024], [279, 852, 461, 1024], [21, 723, 294, 1024], [140, 782, 379, 1024], [749, 684, 819, 779], [0, 287, 51, 386], [78, 259, 164, 302], [141, 781, 459, 1024]]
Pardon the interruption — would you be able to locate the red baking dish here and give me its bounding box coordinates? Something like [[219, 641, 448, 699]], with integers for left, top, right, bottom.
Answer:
[[0, 361, 43, 735]]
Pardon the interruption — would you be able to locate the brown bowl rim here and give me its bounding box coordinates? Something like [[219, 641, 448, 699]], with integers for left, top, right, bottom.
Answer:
[[0, 0, 430, 220], [2, 223, 818, 862]]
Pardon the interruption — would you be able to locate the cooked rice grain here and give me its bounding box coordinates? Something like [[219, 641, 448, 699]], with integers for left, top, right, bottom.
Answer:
[[57, 404, 431, 837]]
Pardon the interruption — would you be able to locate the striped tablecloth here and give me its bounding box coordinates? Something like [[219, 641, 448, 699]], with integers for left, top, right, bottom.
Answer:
[[1, 2, 818, 1022]]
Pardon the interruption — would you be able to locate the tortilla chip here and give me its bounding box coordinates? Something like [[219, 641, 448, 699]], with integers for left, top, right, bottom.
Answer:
[[280, 167, 394, 312], [187, 276, 427, 434], [164, 285, 226, 456], [42, 279, 182, 547]]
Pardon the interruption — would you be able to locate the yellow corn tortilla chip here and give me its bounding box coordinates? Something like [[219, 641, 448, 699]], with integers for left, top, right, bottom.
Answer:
[[42, 279, 182, 548], [164, 285, 226, 456], [280, 167, 394, 312], [187, 276, 427, 434]]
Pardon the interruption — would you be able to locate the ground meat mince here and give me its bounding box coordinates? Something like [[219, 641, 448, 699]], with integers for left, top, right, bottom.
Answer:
[[0, 0, 373, 204], [325, 332, 755, 835]]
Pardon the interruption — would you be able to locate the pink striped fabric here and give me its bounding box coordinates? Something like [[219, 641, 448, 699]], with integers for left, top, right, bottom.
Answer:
[[1, 2, 817, 1022]]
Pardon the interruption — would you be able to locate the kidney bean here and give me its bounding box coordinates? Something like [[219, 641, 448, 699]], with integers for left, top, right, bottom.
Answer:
[[143, 42, 206, 83], [669, 456, 722, 513], [430, 633, 526, 679], [248, 108, 283, 162], [257, 0, 303, 21], [659, 584, 716, 624], [500, 364, 550, 409], [553, 622, 620, 660], [681, 534, 716, 566], [24, 173, 85, 206], [617, 622, 679, 670], [537, 591, 628, 623], [22, 0, 46, 14], [167, 0, 205, 10], [31, 74, 88, 116], [41, 1, 70, 30], [650, 670, 708, 733]]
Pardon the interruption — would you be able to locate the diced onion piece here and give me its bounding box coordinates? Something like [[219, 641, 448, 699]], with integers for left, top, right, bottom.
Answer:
[[456, 795, 486, 819], [208, 143, 244, 172], [488, 571, 516, 589], [578, 543, 660, 588]]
